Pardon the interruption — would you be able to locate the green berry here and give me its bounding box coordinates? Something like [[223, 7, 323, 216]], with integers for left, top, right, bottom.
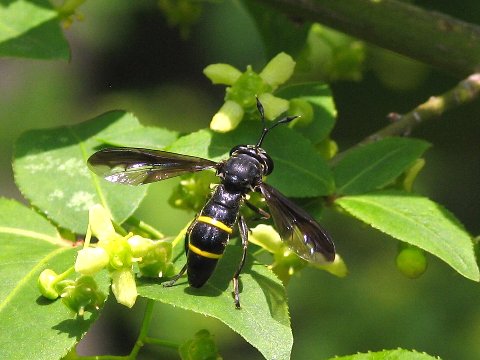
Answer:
[[38, 269, 60, 300], [396, 245, 428, 279]]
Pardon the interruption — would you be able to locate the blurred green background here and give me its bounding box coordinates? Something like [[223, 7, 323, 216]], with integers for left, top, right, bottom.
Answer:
[[2, 0, 480, 359]]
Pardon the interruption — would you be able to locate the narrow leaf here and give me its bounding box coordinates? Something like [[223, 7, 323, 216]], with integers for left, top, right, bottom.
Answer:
[[331, 348, 441, 360], [334, 137, 430, 195], [13, 111, 148, 233], [138, 245, 292, 360], [0, 0, 69, 59], [336, 190, 479, 281], [0, 198, 103, 360], [168, 123, 334, 197]]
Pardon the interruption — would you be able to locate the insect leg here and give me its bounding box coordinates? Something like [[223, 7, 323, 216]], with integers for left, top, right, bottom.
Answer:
[[163, 264, 187, 287], [233, 215, 249, 309], [245, 200, 270, 220], [163, 220, 195, 288]]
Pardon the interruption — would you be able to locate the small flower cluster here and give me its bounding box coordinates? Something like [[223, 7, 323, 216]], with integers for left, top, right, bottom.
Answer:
[[38, 204, 175, 314], [158, 0, 202, 39], [56, 0, 86, 28], [169, 171, 219, 213], [248, 224, 347, 284], [204, 52, 296, 132]]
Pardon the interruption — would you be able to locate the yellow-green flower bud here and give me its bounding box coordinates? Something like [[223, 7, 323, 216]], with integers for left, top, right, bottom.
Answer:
[[257, 93, 289, 120], [108, 238, 133, 269], [128, 235, 154, 258], [111, 268, 138, 308], [288, 98, 314, 127], [210, 100, 244, 132], [259, 52, 296, 89], [61, 275, 105, 314], [316, 138, 338, 160], [38, 269, 59, 300], [75, 247, 109, 275], [271, 249, 307, 285], [248, 224, 282, 254], [89, 204, 117, 242], [203, 64, 242, 85], [312, 254, 348, 277]]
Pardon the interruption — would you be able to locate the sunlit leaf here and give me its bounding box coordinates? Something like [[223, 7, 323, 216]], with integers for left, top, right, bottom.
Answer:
[[95, 125, 178, 149], [333, 137, 430, 195], [336, 190, 479, 281], [0, 0, 69, 59], [0, 198, 105, 360], [138, 245, 292, 360], [13, 111, 149, 233], [331, 348, 441, 360]]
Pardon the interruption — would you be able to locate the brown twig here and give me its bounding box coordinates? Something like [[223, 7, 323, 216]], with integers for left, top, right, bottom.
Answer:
[[359, 73, 480, 145], [257, 0, 480, 76]]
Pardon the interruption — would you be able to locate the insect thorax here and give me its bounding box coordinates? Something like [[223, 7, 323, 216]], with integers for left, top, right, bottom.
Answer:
[[219, 147, 271, 192]]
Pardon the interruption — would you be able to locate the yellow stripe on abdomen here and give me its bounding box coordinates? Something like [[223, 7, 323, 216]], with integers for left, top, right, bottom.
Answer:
[[196, 216, 233, 234], [188, 242, 223, 259]]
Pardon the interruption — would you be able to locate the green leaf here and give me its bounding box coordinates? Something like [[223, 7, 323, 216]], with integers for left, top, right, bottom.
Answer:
[[331, 348, 441, 360], [0, 0, 69, 60], [0, 198, 101, 360], [333, 137, 431, 195], [168, 123, 334, 197], [242, 0, 310, 58], [336, 190, 480, 281], [138, 245, 292, 360], [13, 111, 148, 233], [276, 83, 337, 144], [95, 125, 178, 149]]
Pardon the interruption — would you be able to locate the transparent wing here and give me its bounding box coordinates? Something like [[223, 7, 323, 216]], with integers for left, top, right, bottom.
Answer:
[[88, 147, 218, 185], [259, 183, 335, 263]]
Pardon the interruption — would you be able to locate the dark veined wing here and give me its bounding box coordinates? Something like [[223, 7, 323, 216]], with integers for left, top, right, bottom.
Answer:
[[259, 182, 335, 264], [87, 147, 218, 185]]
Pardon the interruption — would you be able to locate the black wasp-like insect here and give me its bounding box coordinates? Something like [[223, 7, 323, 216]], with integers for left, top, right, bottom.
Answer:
[[87, 99, 335, 308]]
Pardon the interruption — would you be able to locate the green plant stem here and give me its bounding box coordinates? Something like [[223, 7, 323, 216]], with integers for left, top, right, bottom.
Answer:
[[129, 299, 156, 358], [171, 221, 192, 248], [126, 217, 165, 239], [360, 73, 480, 144], [75, 299, 180, 359], [53, 266, 75, 285], [256, 0, 480, 75], [143, 337, 179, 349]]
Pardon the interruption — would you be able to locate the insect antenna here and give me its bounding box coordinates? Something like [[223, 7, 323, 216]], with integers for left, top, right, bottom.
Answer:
[[255, 97, 299, 147]]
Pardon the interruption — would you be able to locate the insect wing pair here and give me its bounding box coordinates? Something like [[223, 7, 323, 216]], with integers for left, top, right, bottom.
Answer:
[[88, 147, 335, 263]]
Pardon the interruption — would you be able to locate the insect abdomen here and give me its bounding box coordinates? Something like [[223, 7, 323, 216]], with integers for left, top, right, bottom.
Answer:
[[186, 186, 241, 287], [187, 223, 229, 287]]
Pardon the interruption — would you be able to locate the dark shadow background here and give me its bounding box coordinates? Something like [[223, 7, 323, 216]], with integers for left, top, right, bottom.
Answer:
[[1, 0, 480, 359]]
